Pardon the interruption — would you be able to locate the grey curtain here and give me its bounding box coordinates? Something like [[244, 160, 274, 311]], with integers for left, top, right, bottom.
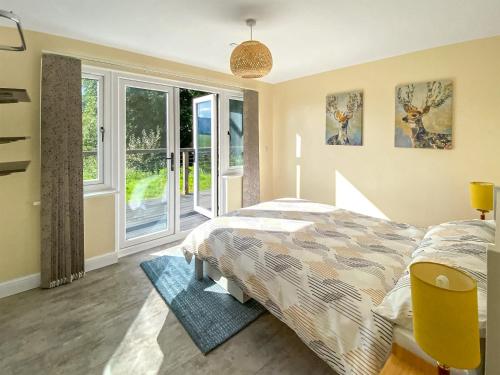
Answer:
[[242, 90, 260, 207], [40, 54, 84, 288]]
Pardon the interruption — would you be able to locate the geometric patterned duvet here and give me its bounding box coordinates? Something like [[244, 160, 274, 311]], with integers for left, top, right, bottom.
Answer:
[[181, 199, 425, 374]]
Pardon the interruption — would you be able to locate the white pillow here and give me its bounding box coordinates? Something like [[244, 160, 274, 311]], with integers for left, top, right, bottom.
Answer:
[[416, 219, 495, 249], [374, 220, 494, 335]]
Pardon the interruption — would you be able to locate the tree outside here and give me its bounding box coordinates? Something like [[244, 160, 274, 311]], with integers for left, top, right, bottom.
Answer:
[[82, 81, 211, 202], [82, 78, 99, 181]]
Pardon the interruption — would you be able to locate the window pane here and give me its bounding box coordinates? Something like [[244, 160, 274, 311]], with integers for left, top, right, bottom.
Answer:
[[196, 100, 212, 212], [125, 86, 169, 239], [82, 78, 100, 182], [229, 99, 243, 167]]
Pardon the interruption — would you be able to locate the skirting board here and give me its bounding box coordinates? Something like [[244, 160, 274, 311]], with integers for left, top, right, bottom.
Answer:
[[0, 273, 41, 300], [0, 251, 118, 299], [85, 251, 119, 272]]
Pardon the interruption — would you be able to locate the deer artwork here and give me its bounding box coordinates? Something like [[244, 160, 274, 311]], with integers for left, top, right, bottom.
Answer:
[[326, 92, 363, 145], [397, 81, 453, 149]]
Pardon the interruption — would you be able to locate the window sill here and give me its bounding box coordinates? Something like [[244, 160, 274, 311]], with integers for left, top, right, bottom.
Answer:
[[222, 174, 243, 179], [84, 189, 117, 199], [222, 168, 243, 177]]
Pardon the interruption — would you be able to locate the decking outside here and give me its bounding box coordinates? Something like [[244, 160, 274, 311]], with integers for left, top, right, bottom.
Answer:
[[126, 190, 210, 239], [125, 148, 211, 239]]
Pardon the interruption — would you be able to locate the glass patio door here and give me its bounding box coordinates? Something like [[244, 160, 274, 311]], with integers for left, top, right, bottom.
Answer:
[[192, 94, 218, 218], [119, 79, 175, 246]]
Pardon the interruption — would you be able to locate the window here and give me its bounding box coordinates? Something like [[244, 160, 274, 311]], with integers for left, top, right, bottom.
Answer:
[[82, 67, 112, 192], [219, 94, 244, 175], [82, 74, 103, 184], [228, 99, 243, 168]]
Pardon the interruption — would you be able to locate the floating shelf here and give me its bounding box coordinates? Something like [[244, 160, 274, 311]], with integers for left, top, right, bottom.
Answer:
[[0, 161, 30, 176], [0, 88, 31, 104], [0, 136, 31, 144]]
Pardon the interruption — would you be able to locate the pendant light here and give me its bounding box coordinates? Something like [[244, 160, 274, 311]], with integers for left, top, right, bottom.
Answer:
[[230, 19, 273, 79]]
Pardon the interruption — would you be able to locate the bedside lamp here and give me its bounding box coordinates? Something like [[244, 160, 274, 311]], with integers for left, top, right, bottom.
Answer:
[[469, 181, 494, 220], [410, 262, 480, 375]]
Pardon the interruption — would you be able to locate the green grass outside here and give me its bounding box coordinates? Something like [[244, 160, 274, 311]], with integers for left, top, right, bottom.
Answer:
[[197, 134, 211, 148], [84, 155, 211, 202], [126, 166, 212, 202]]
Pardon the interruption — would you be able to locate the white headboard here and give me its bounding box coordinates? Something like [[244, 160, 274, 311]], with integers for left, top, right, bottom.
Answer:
[[495, 187, 499, 220], [485, 188, 499, 375]]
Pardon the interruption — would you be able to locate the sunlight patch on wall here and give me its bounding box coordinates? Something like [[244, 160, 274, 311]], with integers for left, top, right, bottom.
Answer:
[[296, 134, 302, 158], [296, 133, 302, 199], [335, 171, 388, 219], [296, 164, 301, 199]]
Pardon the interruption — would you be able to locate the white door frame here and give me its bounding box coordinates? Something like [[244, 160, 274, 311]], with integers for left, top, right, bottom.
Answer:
[[218, 94, 244, 176], [118, 77, 176, 249], [193, 94, 218, 218]]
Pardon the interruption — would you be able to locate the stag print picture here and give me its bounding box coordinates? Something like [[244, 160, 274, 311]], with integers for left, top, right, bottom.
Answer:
[[395, 80, 453, 149], [326, 90, 363, 146]]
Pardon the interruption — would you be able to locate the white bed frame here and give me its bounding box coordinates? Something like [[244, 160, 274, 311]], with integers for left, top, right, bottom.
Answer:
[[485, 188, 500, 375], [194, 257, 249, 303]]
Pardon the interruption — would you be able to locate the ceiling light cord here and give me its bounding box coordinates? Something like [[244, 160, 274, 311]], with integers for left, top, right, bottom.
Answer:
[[246, 18, 256, 41]]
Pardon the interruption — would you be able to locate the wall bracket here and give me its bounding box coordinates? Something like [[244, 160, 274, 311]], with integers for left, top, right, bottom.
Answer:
[[0, 10, 27, 52]]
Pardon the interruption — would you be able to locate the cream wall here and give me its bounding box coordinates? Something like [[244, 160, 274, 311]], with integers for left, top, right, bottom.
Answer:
[[272, 37, 500, 227], [0, 28, 273, 283], [223, 176, 243, 213], [1, 28, 498, 285], [83, 195, 115, 259]]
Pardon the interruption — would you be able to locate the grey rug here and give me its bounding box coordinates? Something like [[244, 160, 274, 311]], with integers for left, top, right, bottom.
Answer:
[[140, 255, 266, 353]]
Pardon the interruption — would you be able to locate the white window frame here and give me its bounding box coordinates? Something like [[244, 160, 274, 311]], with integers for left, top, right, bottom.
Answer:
[[82, 66, 113, 193], [79, 64, 247, 253], [219, 93, 244, 176], [117, 75, 176, 248]]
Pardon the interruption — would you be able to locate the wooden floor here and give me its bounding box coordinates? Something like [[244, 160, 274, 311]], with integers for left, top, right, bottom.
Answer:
[[0, 244, 335, 375]]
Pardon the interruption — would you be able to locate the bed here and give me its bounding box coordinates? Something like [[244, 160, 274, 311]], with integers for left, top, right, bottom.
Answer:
[[180, 198, 492, 375]]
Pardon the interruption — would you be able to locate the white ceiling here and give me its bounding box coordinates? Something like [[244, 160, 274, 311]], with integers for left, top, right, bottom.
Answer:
[[1, 0, 500, 83]]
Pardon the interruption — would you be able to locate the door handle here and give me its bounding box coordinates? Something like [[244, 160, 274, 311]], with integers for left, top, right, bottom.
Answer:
[[166, 152, 175, 172]]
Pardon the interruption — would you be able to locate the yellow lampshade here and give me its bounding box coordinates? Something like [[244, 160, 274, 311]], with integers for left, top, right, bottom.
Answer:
[[469, 181, 494, 212], [410, 262, 480, 370]]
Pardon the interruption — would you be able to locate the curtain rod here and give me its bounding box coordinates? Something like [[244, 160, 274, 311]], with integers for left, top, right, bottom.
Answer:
[[41, 49, 253, 92]]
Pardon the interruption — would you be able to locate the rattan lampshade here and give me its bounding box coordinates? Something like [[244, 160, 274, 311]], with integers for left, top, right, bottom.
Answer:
[[230, 19, 272, 79], [230, 40, 273, 78]]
